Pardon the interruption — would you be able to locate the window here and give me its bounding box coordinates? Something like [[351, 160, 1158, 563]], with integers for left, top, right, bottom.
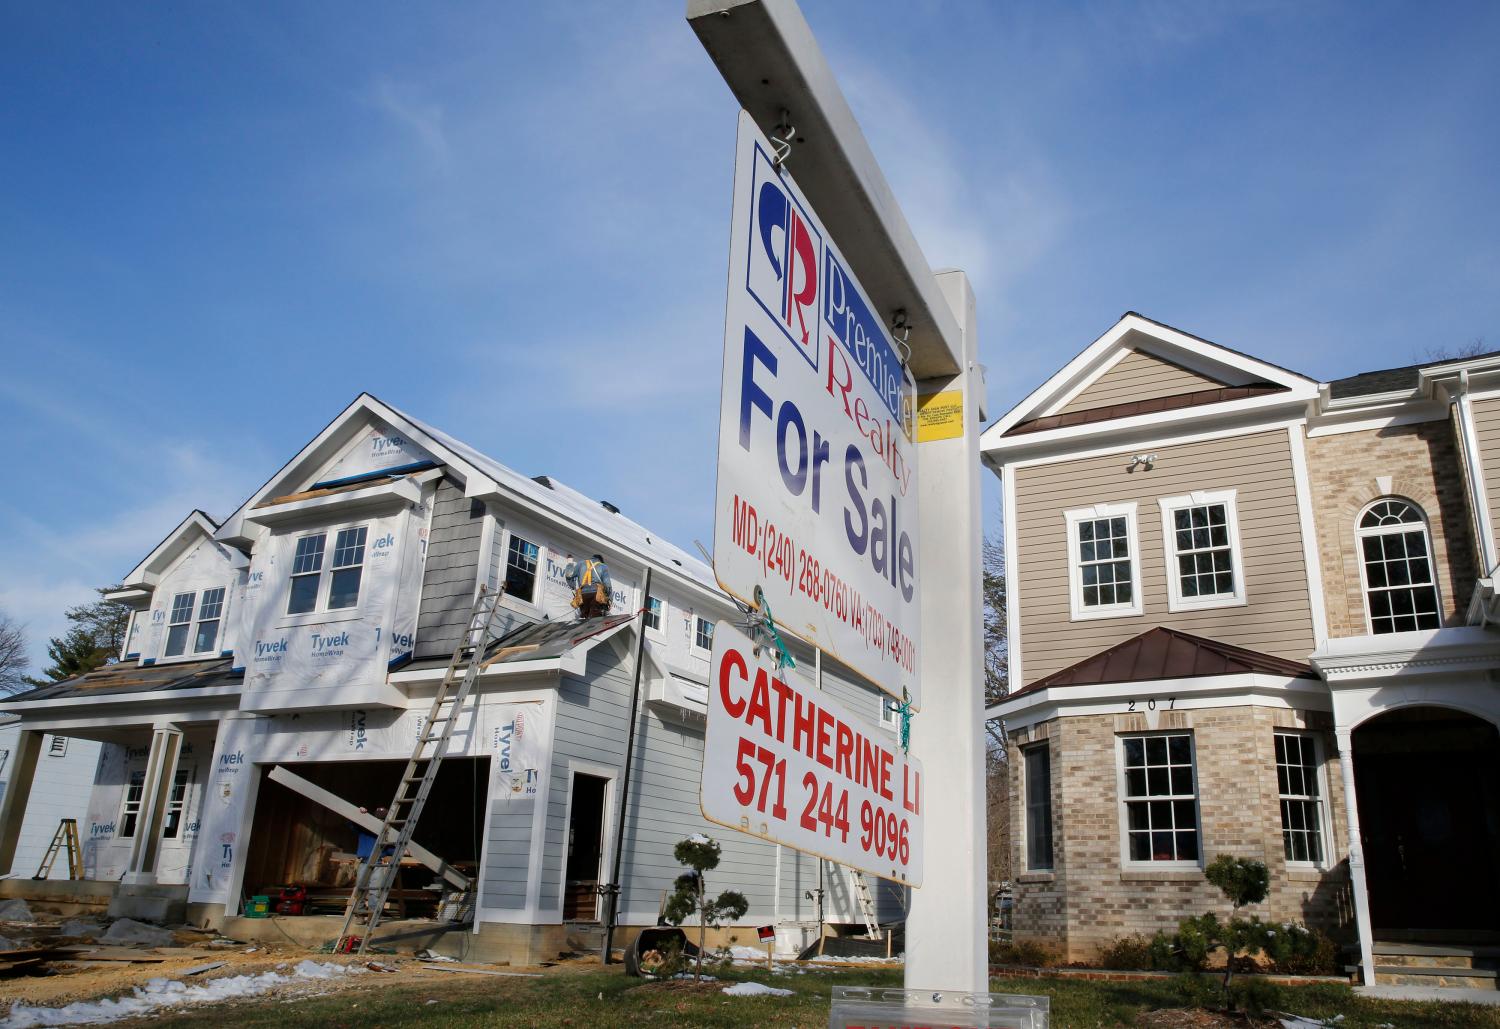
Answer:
[[47, 735, 68, 757], [164, 588, 227, 658], [644, 596, 664, 632], [1065, 503, 1142, 619], [120, 770, 147, 839], [1357, 499, 1441, 634], [193, 588, 225, 654], [162, 768, 192, 840], [694, 617, 714, 652], [286, 525, 369, 615], [1275, 732, 1325, 864], [1159, 491, 1245, 611], [880, 696, 901, 730], [288, 533, 326, 614], [504, 533, 540, 602], [328, 526, 367, 609], [164, 592, 196, 657], [1024, 745, 1054, 871], [1120, 733, 1199, 864]]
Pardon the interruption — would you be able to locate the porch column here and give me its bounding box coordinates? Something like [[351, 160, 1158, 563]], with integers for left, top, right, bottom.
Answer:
[[122, 726, 184, 885], [1334, 729, 1376, 985], [0, 729, 45, 875]]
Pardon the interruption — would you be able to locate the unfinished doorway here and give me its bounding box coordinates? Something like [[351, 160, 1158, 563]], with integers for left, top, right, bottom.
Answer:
[[563, 772, 609, 922], [1353, 707, 1500, 934], [242, 757, 489, 917]]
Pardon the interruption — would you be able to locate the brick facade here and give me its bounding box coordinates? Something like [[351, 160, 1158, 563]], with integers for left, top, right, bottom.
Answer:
[[1304, 416, 1477, 637], [1008, 706, 1354, 962]]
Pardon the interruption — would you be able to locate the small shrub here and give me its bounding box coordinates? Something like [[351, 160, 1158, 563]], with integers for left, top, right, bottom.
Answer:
[[988, 938, 1056, 967], [1227, 976, 1280, 1017], [1204, 854, 1270, 909], [1265, 925, 1339, 976], [640, 937, 690, 979], [1096, 934, 1154, 971]]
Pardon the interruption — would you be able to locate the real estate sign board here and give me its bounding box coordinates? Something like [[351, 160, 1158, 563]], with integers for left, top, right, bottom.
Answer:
[[702, 621, 923, 886], [712, 109, 920, 708]]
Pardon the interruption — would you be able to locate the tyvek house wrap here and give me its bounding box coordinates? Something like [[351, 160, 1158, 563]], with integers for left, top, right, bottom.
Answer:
[[237, 425, 434, 711]]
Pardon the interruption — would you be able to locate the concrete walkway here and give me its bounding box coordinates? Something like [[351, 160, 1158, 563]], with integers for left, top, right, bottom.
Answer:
[[1355, 983, 1500, 1006]]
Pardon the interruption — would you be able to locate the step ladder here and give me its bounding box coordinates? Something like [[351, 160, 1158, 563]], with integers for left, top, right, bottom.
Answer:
[[850, 871, 880, 939], [336, 585, 506, 955], [34, 818, 82, 881]]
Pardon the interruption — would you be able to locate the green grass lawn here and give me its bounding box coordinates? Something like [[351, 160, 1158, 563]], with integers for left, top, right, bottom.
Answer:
[[128, 965, 1500, 1028]]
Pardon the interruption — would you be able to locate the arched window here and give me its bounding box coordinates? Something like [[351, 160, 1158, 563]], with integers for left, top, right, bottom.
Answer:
[[1357, 499, 1442, 634]]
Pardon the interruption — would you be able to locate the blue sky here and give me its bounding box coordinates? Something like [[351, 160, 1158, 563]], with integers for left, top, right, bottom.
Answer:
[[1, 1, 1496, 669]]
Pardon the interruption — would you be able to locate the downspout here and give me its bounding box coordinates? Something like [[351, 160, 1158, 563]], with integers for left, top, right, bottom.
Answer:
[[1451, 370, 1498, 577], [601, 567, 651, 964]]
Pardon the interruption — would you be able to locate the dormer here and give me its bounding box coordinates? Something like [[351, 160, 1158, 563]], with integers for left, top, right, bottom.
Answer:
[[107, 511, 248, 665], [982, 313, 1320, 467]]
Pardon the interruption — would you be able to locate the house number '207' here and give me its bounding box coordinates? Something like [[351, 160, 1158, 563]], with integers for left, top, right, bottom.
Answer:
[[1127, 697, 1176, 712]]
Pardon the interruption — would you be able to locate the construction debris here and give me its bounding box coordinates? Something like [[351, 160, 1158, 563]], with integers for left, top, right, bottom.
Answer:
[[100, 919, 174, 948], [182, 961, 228, 976], [0, 899, 35, 922]]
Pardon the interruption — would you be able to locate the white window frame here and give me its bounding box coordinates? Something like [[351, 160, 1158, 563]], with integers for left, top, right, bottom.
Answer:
[[692, 616, 715, 655], [1158, 489, 1247, 613], [161, 587, 230, 661], [1354, 497, 1443, 635], [1064, 502, 1143, 620], [643, 595, 665, 636], [279, 520, 370, 624], [879, 695, 900, 732], [119, 769, 147, 840], [1116, 731, 1202, 870], [1273, 731, 1332, 869], [1022, 742, 1054, 872], [501, 530, 544, 606], [161, 765, 194, 841]]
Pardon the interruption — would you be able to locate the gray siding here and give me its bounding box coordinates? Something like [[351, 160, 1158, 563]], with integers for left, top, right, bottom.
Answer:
[[1015, 429, 1317, 686], [481, 792, 534, 911], [416, 481, 485, 660], [1060, 348, 1226, 414]]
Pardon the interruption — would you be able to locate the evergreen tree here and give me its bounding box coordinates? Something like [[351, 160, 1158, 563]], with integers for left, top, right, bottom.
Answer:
[[23, 587, 127, 687]]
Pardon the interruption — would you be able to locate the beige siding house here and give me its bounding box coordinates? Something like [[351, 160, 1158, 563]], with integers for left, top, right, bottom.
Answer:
[[985, 313, 1500, 991]]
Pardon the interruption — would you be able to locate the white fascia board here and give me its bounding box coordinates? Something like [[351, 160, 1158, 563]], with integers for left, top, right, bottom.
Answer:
[[1421, 359, 1500, 394], [1305, 402, 1448, 437], [988, 673, 1329, 730], [103, 586, 153, 606], [216, 394, 499, 545], [241, 475, 423, 530], [982, 313, 1318, 445], [1, 685, 240, 718], [120, 510, 220, 588], [1310, 627, 1500, 681], [983, 395, 1314, 464], [389, 659, 564, 686]]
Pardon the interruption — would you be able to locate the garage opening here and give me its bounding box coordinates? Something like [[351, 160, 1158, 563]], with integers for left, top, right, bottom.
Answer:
[[243, 757, 490, 918], [1353, 707, 1500, 934]]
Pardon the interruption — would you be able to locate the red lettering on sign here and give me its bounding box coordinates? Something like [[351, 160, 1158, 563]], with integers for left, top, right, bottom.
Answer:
[[815, 707, 834, 769], [718, 647, 747, 718], [746, 667, 773, 735]]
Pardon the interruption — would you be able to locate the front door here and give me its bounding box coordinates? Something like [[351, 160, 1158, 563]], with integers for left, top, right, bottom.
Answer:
[[1353, 707, 1500, 933], [563, 773, 609, 921]]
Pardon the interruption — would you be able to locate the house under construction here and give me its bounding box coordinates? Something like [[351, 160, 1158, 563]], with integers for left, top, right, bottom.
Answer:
[[0, 394, 904, 962]]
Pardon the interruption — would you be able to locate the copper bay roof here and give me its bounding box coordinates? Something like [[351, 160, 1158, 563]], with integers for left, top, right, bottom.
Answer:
[[1004, 383, 1288, 436], [1007, 627, 1317, 700]]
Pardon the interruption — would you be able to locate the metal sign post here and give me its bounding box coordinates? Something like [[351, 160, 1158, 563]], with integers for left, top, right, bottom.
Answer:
[[689, 0, 988, 993]]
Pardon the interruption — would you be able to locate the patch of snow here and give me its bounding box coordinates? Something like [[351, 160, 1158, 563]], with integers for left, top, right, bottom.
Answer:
[[100, 919, 173, 948], [416, 949, 455, 962], [722, 982, 794, 997], [2, 961, 363, 1027], [0, 900, 34, 922], [685, 833, 712, 845]]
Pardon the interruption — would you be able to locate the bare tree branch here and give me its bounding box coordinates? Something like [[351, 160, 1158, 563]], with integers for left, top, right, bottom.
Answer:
[[0, 611, 30, 696]]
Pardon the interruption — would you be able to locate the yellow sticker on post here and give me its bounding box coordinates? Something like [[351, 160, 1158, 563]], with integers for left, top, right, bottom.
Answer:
[[916, 390, 964, 442]]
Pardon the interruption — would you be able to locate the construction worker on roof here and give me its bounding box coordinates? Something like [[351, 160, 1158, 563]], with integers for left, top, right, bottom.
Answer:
[[565, 553, 612, 619]]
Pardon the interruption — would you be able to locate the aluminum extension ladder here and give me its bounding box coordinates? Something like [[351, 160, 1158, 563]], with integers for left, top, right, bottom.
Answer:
[[34, 818, 82, 880], [336, 585, 506, 954], [850, 871, 881, 939]]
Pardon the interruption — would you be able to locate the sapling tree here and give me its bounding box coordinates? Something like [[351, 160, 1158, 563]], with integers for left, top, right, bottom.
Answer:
[[661, 834, 748, 981]]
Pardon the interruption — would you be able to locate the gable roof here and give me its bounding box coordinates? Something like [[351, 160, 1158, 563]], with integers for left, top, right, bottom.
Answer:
[[3, 656, 242, 705], [1007, 627, 1316, 700], [982, 313, 1319, 454], [1330, 348, 1500, 400], [117, 510, 223, 589], [213, 393, 718, 600]]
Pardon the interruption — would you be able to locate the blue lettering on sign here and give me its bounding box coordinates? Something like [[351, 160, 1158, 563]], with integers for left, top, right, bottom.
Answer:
[[126, 745, 150, 760], [497, 720, 514, 772], [310, 631, 350, 656], [219, 751, 246, 766], [91, 821, 116, 838], [350, 710, 367, 750], [738, 326, 916, 605], [386, 631, 414, 650], [254, 638, 288, 661], [371, 533, 395, 550], [823, 251, 909, 424], [249, 571, 264, 584], [372, 435, 407, 454]]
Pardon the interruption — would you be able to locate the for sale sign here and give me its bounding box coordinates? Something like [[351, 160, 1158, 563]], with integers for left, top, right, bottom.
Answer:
[[702, 621, 923, 886], [713, 109, 920, 707]]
